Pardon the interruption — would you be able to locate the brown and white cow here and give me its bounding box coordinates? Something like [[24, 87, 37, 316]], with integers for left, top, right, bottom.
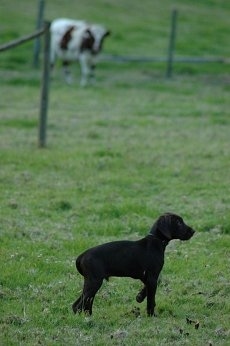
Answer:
[[50, 18, 110, 86]]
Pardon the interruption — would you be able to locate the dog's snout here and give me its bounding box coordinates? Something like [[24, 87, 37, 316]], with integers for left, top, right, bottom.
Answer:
[[186, 227, 195, 239], [190, 227, 195, 235]]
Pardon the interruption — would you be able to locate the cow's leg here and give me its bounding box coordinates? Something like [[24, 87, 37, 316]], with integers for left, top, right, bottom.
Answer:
[[62, 61, 73, 84], [50, 37, 56, 64], [79, 53, 93, 86], [49, 47, 56, 79], [89, 63, 97, 85], [50, 62, 55, 79], [72, 277, 103, 315], [88, 55, 96, 84]]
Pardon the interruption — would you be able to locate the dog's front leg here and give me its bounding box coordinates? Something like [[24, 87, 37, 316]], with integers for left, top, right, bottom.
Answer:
[[145, 273, 158, 316], [136, 286, 146, 303]]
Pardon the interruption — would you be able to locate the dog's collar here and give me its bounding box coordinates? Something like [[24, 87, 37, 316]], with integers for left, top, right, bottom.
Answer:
[[148, 233, 169, 245]]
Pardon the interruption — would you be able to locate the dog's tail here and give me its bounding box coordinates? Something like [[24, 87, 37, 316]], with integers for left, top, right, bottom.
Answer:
[[76, 255, 84, 276]]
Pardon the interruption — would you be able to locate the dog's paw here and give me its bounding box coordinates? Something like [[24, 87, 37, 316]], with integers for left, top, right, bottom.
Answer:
[[136, 293, 145, 303], [72, 303, 82, 314]]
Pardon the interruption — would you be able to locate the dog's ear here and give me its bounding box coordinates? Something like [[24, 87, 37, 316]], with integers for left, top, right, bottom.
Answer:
[[157, 214, 173, 240]]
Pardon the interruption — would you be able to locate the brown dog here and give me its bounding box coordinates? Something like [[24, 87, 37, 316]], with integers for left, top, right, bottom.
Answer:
[[72, 213, 195, 316]]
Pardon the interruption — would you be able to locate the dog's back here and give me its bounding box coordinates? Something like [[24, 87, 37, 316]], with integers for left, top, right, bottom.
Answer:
[[75, 238, 165, 281]]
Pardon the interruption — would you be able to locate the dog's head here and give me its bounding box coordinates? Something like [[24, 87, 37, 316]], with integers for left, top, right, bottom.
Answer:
[[151, 213, 195, 241]]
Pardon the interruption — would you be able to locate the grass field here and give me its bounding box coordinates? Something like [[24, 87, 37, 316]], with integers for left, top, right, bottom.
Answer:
[[0, 0, 230, 345]]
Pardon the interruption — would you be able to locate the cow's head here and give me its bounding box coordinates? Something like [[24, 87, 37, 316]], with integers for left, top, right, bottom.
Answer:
[[89, 24, 110, 54]]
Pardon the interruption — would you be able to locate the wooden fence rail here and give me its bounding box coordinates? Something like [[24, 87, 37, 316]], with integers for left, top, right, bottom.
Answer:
[[0, 27, 45, 52]]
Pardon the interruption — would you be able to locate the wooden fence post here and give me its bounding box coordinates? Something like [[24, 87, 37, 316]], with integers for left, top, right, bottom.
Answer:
[[33, 0, 45, 67], [38, 21, 50, 148], [166, 9, 178, 78]]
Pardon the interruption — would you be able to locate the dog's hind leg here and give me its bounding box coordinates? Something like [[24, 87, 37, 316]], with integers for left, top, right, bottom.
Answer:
[[72, 295, 84, 314], [72, 294, 89, 314], [81, 277, 103, 315]]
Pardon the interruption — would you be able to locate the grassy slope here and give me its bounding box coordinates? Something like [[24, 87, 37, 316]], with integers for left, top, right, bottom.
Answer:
[[0, 0, 230, 345]]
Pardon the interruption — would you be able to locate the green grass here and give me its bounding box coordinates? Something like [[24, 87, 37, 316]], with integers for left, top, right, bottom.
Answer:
[[0, 0, 230, 345]]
